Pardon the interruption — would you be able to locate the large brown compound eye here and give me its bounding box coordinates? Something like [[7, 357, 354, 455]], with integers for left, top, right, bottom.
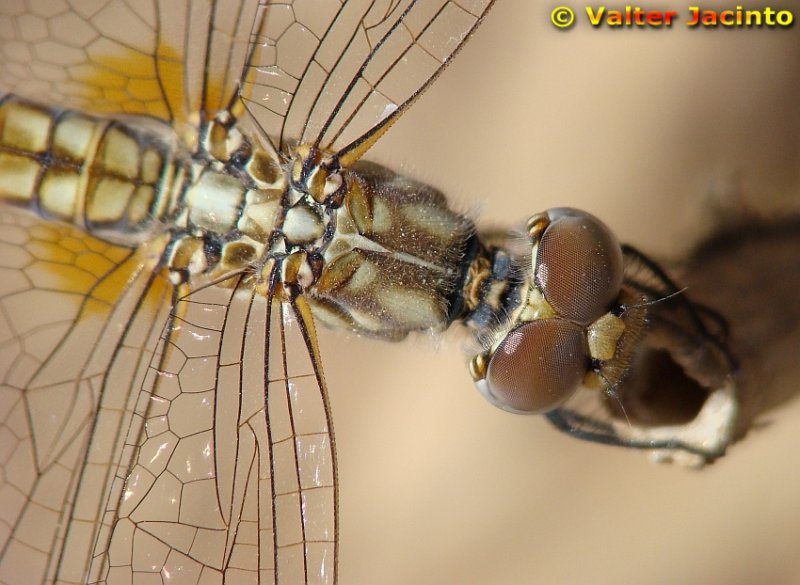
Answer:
[[484, 319, 587, 414], [535, 208, 624, 324]]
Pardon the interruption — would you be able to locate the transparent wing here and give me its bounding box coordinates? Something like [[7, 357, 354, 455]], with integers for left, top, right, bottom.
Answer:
[[0, 0, 259, 138], [0, 206, 172, 584], [88, 276, 337, 585], [1, 0, 496, 158], [240, 0, 496, 160]]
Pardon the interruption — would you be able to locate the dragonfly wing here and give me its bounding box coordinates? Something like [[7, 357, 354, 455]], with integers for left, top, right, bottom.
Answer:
[[89, 276, 336, 585], [241, 0, 496, 159], [0, 0, 259, 136], [0, 206, 172, 584], [1, 0, 496, 157]]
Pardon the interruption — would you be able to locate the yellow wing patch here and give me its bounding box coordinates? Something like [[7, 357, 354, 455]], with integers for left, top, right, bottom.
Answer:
[[74, 43, 227, 145], [4, 213, 170, 317], [77, 45, 187, 122]]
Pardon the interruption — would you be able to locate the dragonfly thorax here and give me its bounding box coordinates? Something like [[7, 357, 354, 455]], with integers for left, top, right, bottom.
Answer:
[[289, 144, 347, 207]]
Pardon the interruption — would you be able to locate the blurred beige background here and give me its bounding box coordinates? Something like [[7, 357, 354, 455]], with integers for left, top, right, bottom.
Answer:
[[322, 1, 800, 584]]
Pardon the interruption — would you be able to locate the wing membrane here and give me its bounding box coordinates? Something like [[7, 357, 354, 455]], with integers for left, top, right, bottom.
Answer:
[[241, 0, 495, 158], [1, 0, 495, 157], [0, 207, 172, 584], [0, 0, 259, 138], [90, 276, 337, 584]]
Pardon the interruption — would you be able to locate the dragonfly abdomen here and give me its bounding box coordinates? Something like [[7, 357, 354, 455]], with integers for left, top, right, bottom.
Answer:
[[0, 94, 190, 246]]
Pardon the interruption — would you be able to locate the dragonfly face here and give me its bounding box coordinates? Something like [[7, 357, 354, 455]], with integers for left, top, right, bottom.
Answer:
[[0, 1, 740, 585], [466, 206, 736, 458], [471, 208, 632, 414]]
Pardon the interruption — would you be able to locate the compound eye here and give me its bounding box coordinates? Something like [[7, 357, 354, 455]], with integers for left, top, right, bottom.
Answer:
[[535, 208, 624, 324], [485, 319, 587, 414]]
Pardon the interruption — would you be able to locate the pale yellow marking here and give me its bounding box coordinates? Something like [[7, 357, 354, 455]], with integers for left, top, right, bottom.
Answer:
[[52, 114, 98, 161], [400, 204, 458, 239], [376, 285, 440, 329], [155, 162, 180, 219], [343, 257, 377, 292], [295, 257, 314, 288], [343, 178, 370, 233], [239, 198, 280, 240], [141, 148, 163, 184], [469, 353, 488, 382], [284, 204, 324, 244], [168, 236, 203, 272], [86, 177, 135, 223], [128, 186, 155, 224], [207, 120, 229, 161], [292, 145, 313, 180], [323, 228, 412, 270], [323, 236, 354, 263], [0, 101, 51, 153], [186, 171, 244, 231], [587, 312, 625, 361], [101, 127, 140, 178], [307, 298, 356, 332], [281, 249, 310, 287], [247, 187, 284, 207], [525, 213, 550, 242], [0, 153, 39, 201], [348, 313, 386, 334], [529, 242, 540, 275], [324, 173, 343, 198], [520, 287, 557, 322], [371, 198, 392, 233], [39, 170, 80, 219], [306, 166, 328, 204]]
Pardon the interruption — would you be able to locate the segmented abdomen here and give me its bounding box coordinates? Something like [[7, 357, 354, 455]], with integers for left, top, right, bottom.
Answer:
[[0, 94, 189, 246]]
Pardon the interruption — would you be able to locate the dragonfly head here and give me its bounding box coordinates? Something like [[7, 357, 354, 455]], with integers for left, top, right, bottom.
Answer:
[[469, 208, 633, 414]]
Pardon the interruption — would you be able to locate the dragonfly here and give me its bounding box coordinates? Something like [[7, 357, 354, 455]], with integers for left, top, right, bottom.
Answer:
[[0, 1, 739, 584]]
